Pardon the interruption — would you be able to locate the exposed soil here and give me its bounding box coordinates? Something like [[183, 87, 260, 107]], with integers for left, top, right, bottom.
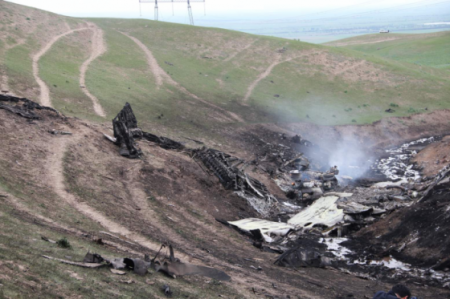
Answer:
[[0, 3, 51, 97], [223, 38, 258, 62], [412, 135, 450, 177], [279, 108, 450, 155], [334, 60, 366, 76], [119, 32, 165, 87], [45, 123, 167, 254], [1, 104, 450, 298], [329, 37, 400, 47], [32, 27, 89, 107], [243, 54, 282, 102], [79, 23, 107, 117], [299, 51, 407, 87], [351, 184, 450, 269]]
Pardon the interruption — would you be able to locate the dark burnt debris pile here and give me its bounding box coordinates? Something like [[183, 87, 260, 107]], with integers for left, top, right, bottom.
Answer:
[[3, 97, 450, 290], [0, 94, 59, 119], [43, 243, 230, 293], [107, 103, 184, 158], [104, 103, 450, 288], [84, 243, 231, 281], [349, 165, 450, 272], [108, 103, 278, 216], [192, 147, 278, 216]]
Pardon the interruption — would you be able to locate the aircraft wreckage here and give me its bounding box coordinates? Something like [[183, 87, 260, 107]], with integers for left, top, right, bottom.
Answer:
[[3, 96, 450, 288], [102, 102, 450, 288]]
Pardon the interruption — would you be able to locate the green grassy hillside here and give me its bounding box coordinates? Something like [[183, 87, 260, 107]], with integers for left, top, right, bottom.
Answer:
[[326, 31, 450, 70], [1, 1, 450, 134]]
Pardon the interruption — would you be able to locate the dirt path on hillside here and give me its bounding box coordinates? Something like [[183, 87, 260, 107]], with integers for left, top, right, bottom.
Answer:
[[1, 51, 14, 95], [224, 39, 258, 62], [0, 13, 47, 96], [334, 60, 366, 75], [120, 32, 244, 123], [120, 33, 165, 87], [2, 190, 79, 235], [44, 126, 172, 257], [330, 37, 399, 47], [79, 23, 107, 117], [0, 75, 13, 95], [125, 172, 191, 248], [0, 186, 147, 258], [42, 126, 312, 298], [126, 161, 247, 252], [244, 55, 301, 103], [33, 27, 88, 107]]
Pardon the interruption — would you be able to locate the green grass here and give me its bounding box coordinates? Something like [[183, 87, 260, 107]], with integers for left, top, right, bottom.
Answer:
[[84, 25, 237, 139], [327, 31, 450, 70], [39, 32, 104, 121], [246, 45, 450, 124], [4, 44, 37, 95], [87, 18, 450, 126], [0, 159, 103, 235], [0, 208, 243, 299], [2, 2, 450, 129]]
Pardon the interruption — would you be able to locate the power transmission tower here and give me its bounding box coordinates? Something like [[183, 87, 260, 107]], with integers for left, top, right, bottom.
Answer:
[[139, 0, 205, 25]]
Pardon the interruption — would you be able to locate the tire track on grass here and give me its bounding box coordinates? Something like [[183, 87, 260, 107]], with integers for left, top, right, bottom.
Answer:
[[119, 32, 244, 123], [79, 23, 107, 117], [33, 27, 88, 107]]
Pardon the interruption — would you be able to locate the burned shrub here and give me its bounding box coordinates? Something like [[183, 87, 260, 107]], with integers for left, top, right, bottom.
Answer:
[[0, 94, 59, 119]]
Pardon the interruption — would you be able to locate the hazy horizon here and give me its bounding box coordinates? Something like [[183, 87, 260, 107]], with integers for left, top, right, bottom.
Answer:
[[6, 0, 450, 43]]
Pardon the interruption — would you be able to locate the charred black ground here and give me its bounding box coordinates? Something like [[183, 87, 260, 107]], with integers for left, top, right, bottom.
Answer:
[[2, 96, 450, 298]]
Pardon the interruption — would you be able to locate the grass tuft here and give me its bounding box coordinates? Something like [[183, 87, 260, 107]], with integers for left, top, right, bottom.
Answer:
[[56, 237, 72, 249]]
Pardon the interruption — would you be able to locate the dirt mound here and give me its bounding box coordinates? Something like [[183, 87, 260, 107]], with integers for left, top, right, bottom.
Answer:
[[412, 135, 450, 177]]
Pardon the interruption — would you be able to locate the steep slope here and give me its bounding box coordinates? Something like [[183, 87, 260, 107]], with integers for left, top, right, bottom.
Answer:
[[2, 2, 450, 298], [2, 1, 450, 134], [92, 19, 450, 126], [3, 98, 450, 298]]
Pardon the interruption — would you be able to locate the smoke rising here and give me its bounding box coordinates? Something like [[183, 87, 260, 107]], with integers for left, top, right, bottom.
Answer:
[[327, 139, 374, 180]]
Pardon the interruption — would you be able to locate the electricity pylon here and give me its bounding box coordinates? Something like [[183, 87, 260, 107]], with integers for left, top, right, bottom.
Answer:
[[139, 0, 205, 25]]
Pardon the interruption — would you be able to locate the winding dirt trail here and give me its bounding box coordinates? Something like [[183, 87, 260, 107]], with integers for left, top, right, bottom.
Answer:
[[224, 39, 257, 62], [45, 126, 170, 257], [330, 37, 399, 47], [126, 162, 247, 253], [120, 32, 244, 123], [334, 60, 366, 75], [120, 33, 165, 88], [0, 74, 12, 95], [33, 27, 88, 107], [79, 23, 107, 117], [243, 55, 301, 103], [1, 12, 47, 96], [50, 124, 317, 297]]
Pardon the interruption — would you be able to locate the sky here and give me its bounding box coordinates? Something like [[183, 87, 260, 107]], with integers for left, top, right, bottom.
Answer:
[[6, 0, 432, 20]]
